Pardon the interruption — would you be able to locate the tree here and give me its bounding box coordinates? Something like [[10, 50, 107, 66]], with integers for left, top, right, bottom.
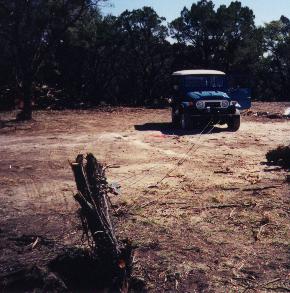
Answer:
[[170, 1, 259, 73], [117, 7, 170, 104], [215, 1, 257, 71], [0, 1, 289, 108], [170, 0, 217, 67], [0, 0, 107, 120], [261, 16, 290, 100]]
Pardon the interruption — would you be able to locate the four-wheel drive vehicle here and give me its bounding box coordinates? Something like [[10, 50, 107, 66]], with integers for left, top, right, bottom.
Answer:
[[169, 70, 251, 131]]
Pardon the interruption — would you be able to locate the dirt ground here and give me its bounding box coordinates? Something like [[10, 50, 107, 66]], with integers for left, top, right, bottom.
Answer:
[[0, 102, 289, 292]]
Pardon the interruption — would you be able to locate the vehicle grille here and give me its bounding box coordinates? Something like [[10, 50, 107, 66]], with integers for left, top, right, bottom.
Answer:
[[205, 101, 221, 108]]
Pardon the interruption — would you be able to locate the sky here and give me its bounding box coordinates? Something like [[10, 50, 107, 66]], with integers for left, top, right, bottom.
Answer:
[[102, 0, 290, 26]]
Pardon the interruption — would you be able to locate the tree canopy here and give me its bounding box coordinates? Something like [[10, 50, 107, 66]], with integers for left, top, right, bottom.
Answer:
[[0, 0, 289, 118]]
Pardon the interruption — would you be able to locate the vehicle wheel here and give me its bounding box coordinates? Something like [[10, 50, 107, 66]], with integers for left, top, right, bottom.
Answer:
[[171, 107, 180, 127], [228, 115, 241, 131], [180, 112, 191, 130]]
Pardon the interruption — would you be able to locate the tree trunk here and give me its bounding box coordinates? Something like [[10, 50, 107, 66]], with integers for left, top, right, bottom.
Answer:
[[17, 77, 32, 121]]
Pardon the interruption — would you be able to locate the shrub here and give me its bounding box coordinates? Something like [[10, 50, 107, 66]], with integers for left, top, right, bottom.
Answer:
[[266, 145, 290, 168]]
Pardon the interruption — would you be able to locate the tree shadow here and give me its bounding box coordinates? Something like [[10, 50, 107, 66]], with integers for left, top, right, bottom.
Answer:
[[134, 122, 227, 136]]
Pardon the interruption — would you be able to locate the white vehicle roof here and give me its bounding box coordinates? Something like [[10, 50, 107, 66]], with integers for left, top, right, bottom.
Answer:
[[172, 70, 226, 76]]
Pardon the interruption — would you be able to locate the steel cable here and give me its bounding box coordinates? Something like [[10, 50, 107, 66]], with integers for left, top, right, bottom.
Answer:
[[120, 119, 217, 192]]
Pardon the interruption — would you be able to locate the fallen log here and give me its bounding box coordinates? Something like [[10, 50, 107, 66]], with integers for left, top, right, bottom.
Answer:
[[71, 153, 132, 292]]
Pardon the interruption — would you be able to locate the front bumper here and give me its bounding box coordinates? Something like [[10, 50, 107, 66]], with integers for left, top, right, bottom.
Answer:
[[194, 105, 236, 114], [186, 106, 239, 123]]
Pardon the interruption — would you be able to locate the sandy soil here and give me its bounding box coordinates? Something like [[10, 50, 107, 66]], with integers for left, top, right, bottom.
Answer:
[[0, 102, 289, 292]]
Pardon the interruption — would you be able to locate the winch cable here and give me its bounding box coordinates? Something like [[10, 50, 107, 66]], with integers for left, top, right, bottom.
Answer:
[[155, 119, 218, 186], [117, 164, 161, 184], [115, 121, 209, 186], [125, 121, 217, 192], [147, 120, 220, 199], [121, 118, 216, 192]]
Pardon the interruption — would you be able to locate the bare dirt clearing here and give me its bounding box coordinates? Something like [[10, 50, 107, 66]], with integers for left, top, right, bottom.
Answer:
[[0, 102, 289, 292]]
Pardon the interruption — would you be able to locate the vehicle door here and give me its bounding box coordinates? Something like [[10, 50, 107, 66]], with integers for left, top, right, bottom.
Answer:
[[228, 88, 251, 110]]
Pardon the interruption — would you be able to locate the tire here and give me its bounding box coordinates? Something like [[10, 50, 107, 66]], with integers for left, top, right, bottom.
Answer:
[[180, 112, 191, 130], [171, 107, 180, 127], [228, 115, 241, 131]]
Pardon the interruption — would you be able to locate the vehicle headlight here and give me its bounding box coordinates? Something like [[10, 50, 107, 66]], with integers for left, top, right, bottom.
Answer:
[[221, 100, 229, 108], [196, 100, 205, 109]]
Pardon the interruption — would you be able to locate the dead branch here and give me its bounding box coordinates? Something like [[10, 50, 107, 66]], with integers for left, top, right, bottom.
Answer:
[[180, 202, 256, 210], [243, 185, 281, 192], [214, 170, 233, 174], [262, 278, 281, 286], [221, 186, 240, 191]]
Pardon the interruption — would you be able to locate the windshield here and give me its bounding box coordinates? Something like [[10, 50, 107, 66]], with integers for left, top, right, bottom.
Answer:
[[183, 75, 226, 91]]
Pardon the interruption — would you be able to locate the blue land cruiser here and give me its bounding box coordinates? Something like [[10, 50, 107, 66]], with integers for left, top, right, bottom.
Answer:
[[169, 70, 251, 131]]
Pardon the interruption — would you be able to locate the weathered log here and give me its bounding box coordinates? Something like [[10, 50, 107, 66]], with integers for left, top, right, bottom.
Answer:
[[71, 162, 92, 202], [71, 153, 131, 292]]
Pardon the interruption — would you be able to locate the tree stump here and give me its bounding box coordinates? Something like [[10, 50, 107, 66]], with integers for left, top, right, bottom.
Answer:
[[71, 153, 132, 292]]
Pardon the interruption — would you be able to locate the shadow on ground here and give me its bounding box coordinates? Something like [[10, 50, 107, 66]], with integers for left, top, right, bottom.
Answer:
[[0, 247, 145, 292], [134, 122, 229, 136]]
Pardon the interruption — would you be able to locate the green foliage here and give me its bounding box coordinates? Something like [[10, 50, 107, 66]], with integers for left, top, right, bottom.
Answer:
[[0, 0, 107, 118], [170, 0, 260, 73], [0, 0, 289, 115], [115, 7, 170, 104], [259, 16, 290, 100]]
